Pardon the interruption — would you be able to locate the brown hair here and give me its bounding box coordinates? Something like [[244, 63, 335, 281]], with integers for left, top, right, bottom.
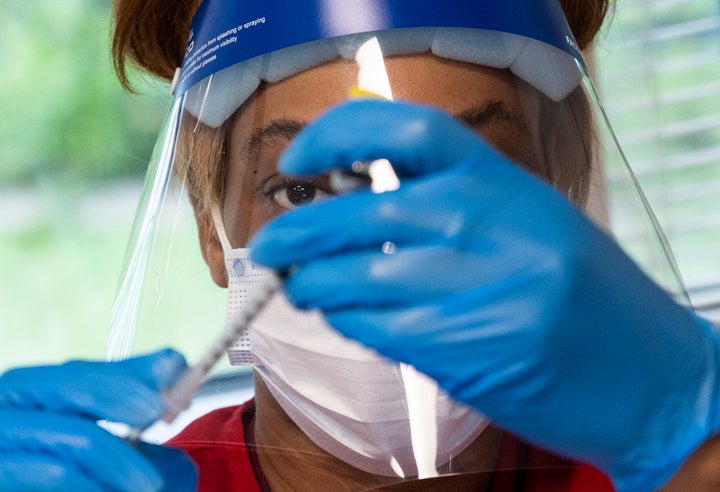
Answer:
[[560, 0, 613, 51], [112, 0, 202, 91], [174, 113, 229, 225], [540, 87, 595, 206]]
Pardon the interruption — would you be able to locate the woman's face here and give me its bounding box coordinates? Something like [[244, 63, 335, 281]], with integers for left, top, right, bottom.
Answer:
[[221, 52, 546, 248]]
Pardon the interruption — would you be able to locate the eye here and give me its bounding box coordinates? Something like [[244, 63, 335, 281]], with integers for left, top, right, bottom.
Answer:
[[265, 177, 332, 210]]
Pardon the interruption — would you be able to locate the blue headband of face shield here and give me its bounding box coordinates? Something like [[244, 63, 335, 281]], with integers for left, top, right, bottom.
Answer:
[[176, 0, 585, 127]]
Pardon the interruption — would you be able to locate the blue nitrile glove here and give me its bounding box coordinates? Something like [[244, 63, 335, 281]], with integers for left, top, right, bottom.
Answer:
[[249, 99, 720, 492], [0, 348, 197, 491]]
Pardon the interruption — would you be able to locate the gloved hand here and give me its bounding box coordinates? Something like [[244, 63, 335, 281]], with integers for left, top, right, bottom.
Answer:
[[0, 348, 197, 491], [249, 99, 720, 492]]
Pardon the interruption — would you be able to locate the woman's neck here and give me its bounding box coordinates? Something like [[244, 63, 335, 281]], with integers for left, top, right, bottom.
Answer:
[[251, 372, 502, 490]]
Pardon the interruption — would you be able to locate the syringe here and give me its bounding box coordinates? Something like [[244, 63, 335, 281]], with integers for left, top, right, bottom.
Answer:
[[160, 274, 280, 424], [123, 273, 279, 442], [123, 161, 397, 442]]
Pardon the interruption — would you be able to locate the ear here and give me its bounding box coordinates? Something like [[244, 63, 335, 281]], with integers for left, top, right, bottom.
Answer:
[[197, 213, 228, 288]]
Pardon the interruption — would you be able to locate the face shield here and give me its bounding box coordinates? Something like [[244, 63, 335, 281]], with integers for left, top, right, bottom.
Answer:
[[107, 0, 688, 486]]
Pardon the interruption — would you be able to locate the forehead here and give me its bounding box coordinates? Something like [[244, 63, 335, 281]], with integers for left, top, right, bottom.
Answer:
[[231, 53, 529, 132]]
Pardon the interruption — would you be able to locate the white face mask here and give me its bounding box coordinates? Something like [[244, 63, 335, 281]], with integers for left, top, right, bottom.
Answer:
[[213, 209, 489, 477]]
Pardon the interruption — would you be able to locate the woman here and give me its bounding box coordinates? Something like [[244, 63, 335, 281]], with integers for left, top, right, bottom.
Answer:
[[2, 1, 720, 490], [114, 0, 616, 488]]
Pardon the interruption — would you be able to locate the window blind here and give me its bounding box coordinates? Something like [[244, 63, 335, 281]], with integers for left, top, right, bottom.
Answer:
[[595, 0, 720, 321]]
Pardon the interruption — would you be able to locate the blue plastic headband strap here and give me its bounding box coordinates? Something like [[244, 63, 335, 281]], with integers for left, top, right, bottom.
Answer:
[[176, 0, 582, 96]]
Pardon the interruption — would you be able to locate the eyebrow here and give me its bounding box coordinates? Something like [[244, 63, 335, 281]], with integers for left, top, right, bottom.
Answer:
[[241, 119, 306, 163], [454, 100, 530, 136], [240, 100, 528, 162]]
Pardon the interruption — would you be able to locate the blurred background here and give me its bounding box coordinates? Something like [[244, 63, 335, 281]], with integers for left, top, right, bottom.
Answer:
[[1, 0, 719, 373], [0, 0, 169, 370], [596, 0, 720, 322]]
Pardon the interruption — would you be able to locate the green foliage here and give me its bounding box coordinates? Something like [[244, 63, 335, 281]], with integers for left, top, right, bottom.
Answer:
[[0, 0, 170, 185]]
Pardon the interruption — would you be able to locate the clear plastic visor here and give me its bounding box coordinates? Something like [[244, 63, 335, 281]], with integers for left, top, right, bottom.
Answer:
[[107, 28, 687, 488]]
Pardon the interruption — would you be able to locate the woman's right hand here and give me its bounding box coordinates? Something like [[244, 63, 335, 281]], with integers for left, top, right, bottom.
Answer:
[[251, 99, 720, 492], [0, 348, 197, 491]]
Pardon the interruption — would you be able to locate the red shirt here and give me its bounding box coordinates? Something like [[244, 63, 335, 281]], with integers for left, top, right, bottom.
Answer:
[[168, 399, 615, 491]]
